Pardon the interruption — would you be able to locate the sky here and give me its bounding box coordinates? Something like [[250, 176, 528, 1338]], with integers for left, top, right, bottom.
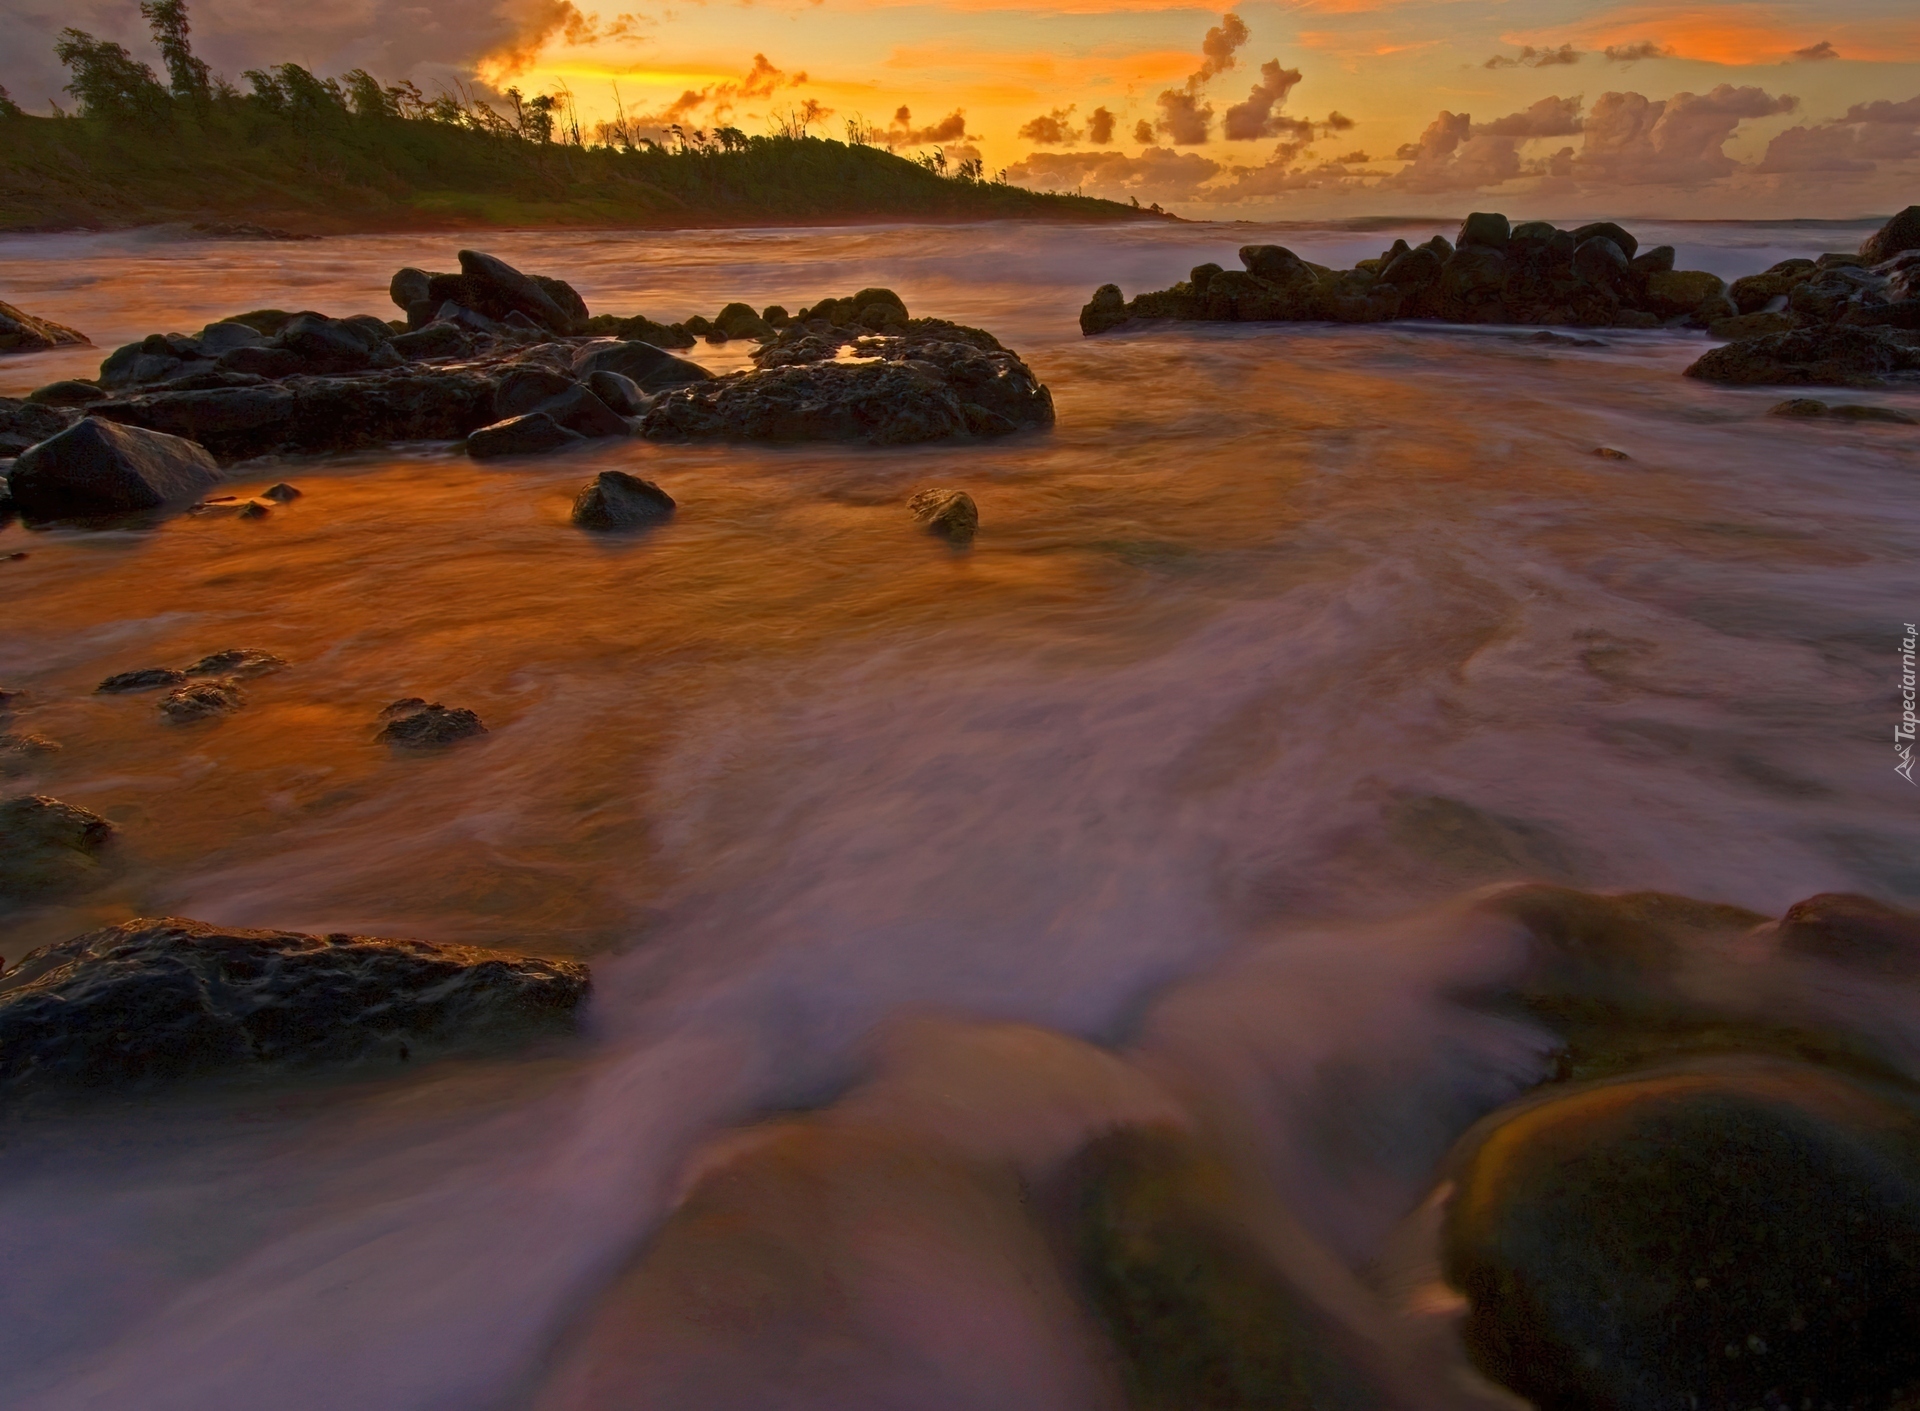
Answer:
[[3, 0, 1918, 218]]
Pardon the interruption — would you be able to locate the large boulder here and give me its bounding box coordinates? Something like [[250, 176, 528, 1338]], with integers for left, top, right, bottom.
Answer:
[[571, 470, 675, 530], [423, 250, 584, 335], [1645, 269, 1727, 318], [1861, 205, 1920, 265], [1457, 211, 1511, 251], [1444, 1061, 1920, 1411], [467, 411, 583, 459], [0, 397, 81, 455], [7, 417, 221, 520], [571, 339, 712, 392], [0, 916, 589, 1096], [0, 301, 89, 355], [1685, 325, 1920, 386], [0, 793, 117, 902], [1569, 221, 1640, 261], [1080, 283, 1129, 336]]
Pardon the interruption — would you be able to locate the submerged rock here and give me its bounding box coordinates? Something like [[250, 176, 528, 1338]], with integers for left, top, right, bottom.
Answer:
[[158, 679, 244, 722], [379, 698, 487, 746], [1444, 1060, 1920, 1411], [184, 648, 286, 678], [97, 667, 187, 693], [467, 411, 584, 460], [7, 417, 222, 522], [1685, 325, 1920, 387], [908, 487, 978, 542], [1769, 397, 1918, 423], [571, 470, 675, 530], [0, 398, 82, 456], [0, 916, 590, 1096], [27, 380, 106, 407], [0, 301, 88, 355], [1773, 892, 1920, 975], [0, 793, 117, 902]]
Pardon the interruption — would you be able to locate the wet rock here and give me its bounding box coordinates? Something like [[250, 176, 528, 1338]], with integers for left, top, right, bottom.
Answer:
[[26, 380, 106, 407], [713, 302, 774, 340], [184, 648, 286, 679], [196, 321, 266, 356], [211, 345, 307, 380], [644, 318, 1052, 445], [0, 916, 589, 1095], [1627, 245, 1675, 276], [584, 370, 645, 416], [908, 487, 978, 542], [1593, 446, 1630, 460], [1239, 244, 1309, 281], [423, 250, 583, 335], [1774, 893, 1920, 975], [97, 667, 186, 693], [1685, 325, 1920, 387], [1570, 221, 1639, 261], [390, 267, 435, 311], [158, 679, 244, 722], [0, 793, 116, 902], [1457, 211, 1510, 251], [379, 698, 487, 746], [467, 411, 585, 460], [1570, 237, 1629, 289], [1080, 283, 1129, 336], [276, 312, 376, 373], [571, 339, 712, 393], [1709, 310, 1794, 341], [494, 365, 580, 420], [0, 398, 81, 455], [89, 385, 295, 452], [8, 417, 221, 522], [260, 482, 301, 502], [0, 733, 60, 773], [0, 301, 88, 355], [1769, 397, 1916, 424], [1861, 205, 1920, 266], [580, 313, 695, 349], [571, 470, 675, 530], [1443, 1060, 1920, 1411], [389, 320, 470, 360]]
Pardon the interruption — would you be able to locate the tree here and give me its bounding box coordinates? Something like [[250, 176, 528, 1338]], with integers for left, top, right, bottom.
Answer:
[[54, 29, 171, 124], [0, 84, 21, 119], [139, 0, 210, 105]]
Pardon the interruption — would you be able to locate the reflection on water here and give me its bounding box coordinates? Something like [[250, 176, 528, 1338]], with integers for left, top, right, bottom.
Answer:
[[0, 218, 1916, 1409]]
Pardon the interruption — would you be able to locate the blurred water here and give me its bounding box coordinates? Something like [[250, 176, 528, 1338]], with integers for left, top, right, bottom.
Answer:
[[0, 217, 1915, 1409]]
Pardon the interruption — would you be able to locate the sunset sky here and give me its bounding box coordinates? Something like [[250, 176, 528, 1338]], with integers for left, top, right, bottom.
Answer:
[[3, 0, 1917, 218]]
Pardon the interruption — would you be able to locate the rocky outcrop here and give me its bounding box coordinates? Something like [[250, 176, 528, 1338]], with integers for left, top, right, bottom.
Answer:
[[0, 301, 88, 355], [7, 417, 222, 522], [572, 470, 675, 530], [1684, 325, 1920, 387], [0, 398, 81, 456], [641, 305, 1053, 446], [1861, 205, 1920, 265], [378, 698, 487, 746], [0, 793, 117, 902], [0, 916, 590, 1096], [388, 251, 589, 336], [908, 487, 978, 542]]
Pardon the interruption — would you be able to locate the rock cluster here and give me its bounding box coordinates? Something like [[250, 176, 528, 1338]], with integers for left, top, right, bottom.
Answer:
[[0, 917, 589, 1097], [0, 300, 89, 355]]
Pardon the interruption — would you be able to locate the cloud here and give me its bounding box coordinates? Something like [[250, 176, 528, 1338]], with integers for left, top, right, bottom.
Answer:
[[1133, 118, 1153, 143], [1222, 59, 1303, 140], [1791, 40, 1838, 61], [1484, 44, 1581, 69], [1756, 92, 1920, 173], [1601, 41, 1669, 62], [1474, 93, 1585, 138], [1577, 84, 1797, 184], [1384, 109, 1525, 191], [626, 52, 807, 129], [886, 105, 972, 146], [1154, 88, 1213, 144], [1193, 12, 1249, 83], [1005, 145, 1223, 203], [1087, 105, 1115, 144], [1018, 105, 1081, 145]]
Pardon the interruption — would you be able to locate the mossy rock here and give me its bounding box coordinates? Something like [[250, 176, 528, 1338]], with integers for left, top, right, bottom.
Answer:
[[1444, 1061, 1920, 1411]]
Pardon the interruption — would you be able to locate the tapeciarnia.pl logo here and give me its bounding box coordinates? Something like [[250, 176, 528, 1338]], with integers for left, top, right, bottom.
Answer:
[[1900, 622, 1918, 785]]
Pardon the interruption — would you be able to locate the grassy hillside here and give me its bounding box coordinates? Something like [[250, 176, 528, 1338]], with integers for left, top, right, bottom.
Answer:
[[0, 107, 1155, 234]]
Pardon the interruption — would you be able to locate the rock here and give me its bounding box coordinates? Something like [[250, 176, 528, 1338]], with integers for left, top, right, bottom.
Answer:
[[1569, 221, 1639, 261], [441, 250, 579, 334], [467, 411, 584, 460], [572, 339, 712, 392], [1571, 237, 1629, 289], [538, 384, 628, 439], [0, 398, 81, 455], [1444, 1061, 1920, 1411], [158, 679, 244, 722], [1846, 299, 1920, 330], [1685, 325, 1920, 386], [643, 318, 1052, 446], [0, 301, 88, 355], [0, 793, 116, 902], [1709, 310, 1795, 340], [379, 698, 487, 746], [389, 320, 470, 360], [494, 365, 580, 420], [761, 304, 790, 328], [1593, 446, 1630, 460], [1769, 397, 1915, 424], [0, 733, 60, 774], [184, 648, 285, 678], [89, 385, 295, 454], [390, 267, 435, 311], [1080, 283, 1129, 336], [580, 314, 695, 349], [713, 302, 774, 340], [26, 381, 106, 407], [1861, 206, 1920, 265], [1239, 244, 1307, 281], [1627, 245, 1675, 276], [1770, 397, 1829, 417], [97, 667, 186, 693], [1645, 269, 1728, 318], [1775, 893, 1920, 974], [1457, 211, 1511, 251], [212, 345, 307, 380], [571, 470, 675, 530], [196, 321, 265, 355], [0, 916, 589, 1095], [1189, 262, 1224, 295], [8, 417, 222, 522], [276, 312, 375, 373], [260, 482, 301, 502], [907, 488, 978, 542], [1380, 246, 1443, 293], [532, 275, 590, 332], [584, 369, 645, 416], [189, 222, 320, 242]]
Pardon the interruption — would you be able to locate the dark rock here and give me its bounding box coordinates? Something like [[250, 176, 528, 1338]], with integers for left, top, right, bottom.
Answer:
[[1571, 237, 1630, 288], [379, 698, 487, 746], [532, 275, 590, 332], [1771, 397, 1829, 417], [1508, 220, 1557, 246], [571, 470, 675, 530], [714, 302, 774, 340], [580, 314, 695, 349], [276, 312, 374, 373], [681, 314, 713, 337], [390, 267, 436, 311], [213, 345, 308, 379], [89, 385, 295, 451], [1441, 246, 1508, 306], [435, 302, 500, 335], [0, 793, 116, 902], [0, 733, 59, 773], [1846, 298, 1920, 330], [1627, 245, 1675, 276], [584, 369, 646, 416], [761, 304, 790, 328], [1776, 893, 1920, 974], [222, 310, 296, 337], [0, 916, 588, 1095], [0, 398, 81, 455], [907, 487, 977, 542], [1645, 269, 1727, 317], [339, 314, 396, 348], [8, 418, 221, 521], [571, 339, 713, 392], [1080, 283, 1129, 336], [189, 222, 320, 242], [1569, 221, 1639, 261], [98, 667, 186, 694], [501, 310, 543, 334], [1685, 325, 1920, 386], [27, 380, 106, 407], [1770, 397, 1916, 424], [260, 482, 301, 502], [1457, 211, 1511, 250], [389, 320, 471, 360], [1710, 310, 1795, 340], [1189, 262, 1224, 295], [158, 679, 244, 722], [184, 648, 286, 678], [1861, 206, 1920, 265], [467, 411, 584, 459], [158, 367, 271, 393], [1379, 246, 1442, 293], [0, 301, 89, 355], [1444, 1061, 1920, 1411], [494, 365, 580, 420], [196, 321, 266, 356], [447, 250, 578, 334], [539, 384, 629, 439], [1239, 244, 1306, 281]]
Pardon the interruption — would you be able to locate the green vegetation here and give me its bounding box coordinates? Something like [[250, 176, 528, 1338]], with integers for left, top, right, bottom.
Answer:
[[0, 3, 1152, 233]]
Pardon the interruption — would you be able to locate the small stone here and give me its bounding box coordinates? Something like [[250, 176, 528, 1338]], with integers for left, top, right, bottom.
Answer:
[[0, 793, 116, 901], [908, 488, 979, 543], [183, 649, 285, 679], [259, 482, 301, 502], [26, 380, 106, 407], [572, 470, 675, 530], [158, 679, 244, 722], [1830, 403, 1918, 424], [236, 500, 270, 519], [1594, 447, 1631, 460], [1771, 398, 1829, 417], [379, 698, 486, 747], [466, 411, 584, 460], [97, 667, 186, 694]]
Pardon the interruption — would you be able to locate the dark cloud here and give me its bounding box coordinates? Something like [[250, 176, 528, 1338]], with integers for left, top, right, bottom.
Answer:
[[1602, 42, 1669, 63], [1474, 93, 1583, 138], [1018, 105, 1080, 145], [1193, 12, 1249, 84], [1087, 105, 1114, 144], [1484, 44, 1581, 70], [887, 106, 972, 146], [1154, 88, 1212, 145], [1791, 40, 1839, 61], [1222, 59, 1302, 140]]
